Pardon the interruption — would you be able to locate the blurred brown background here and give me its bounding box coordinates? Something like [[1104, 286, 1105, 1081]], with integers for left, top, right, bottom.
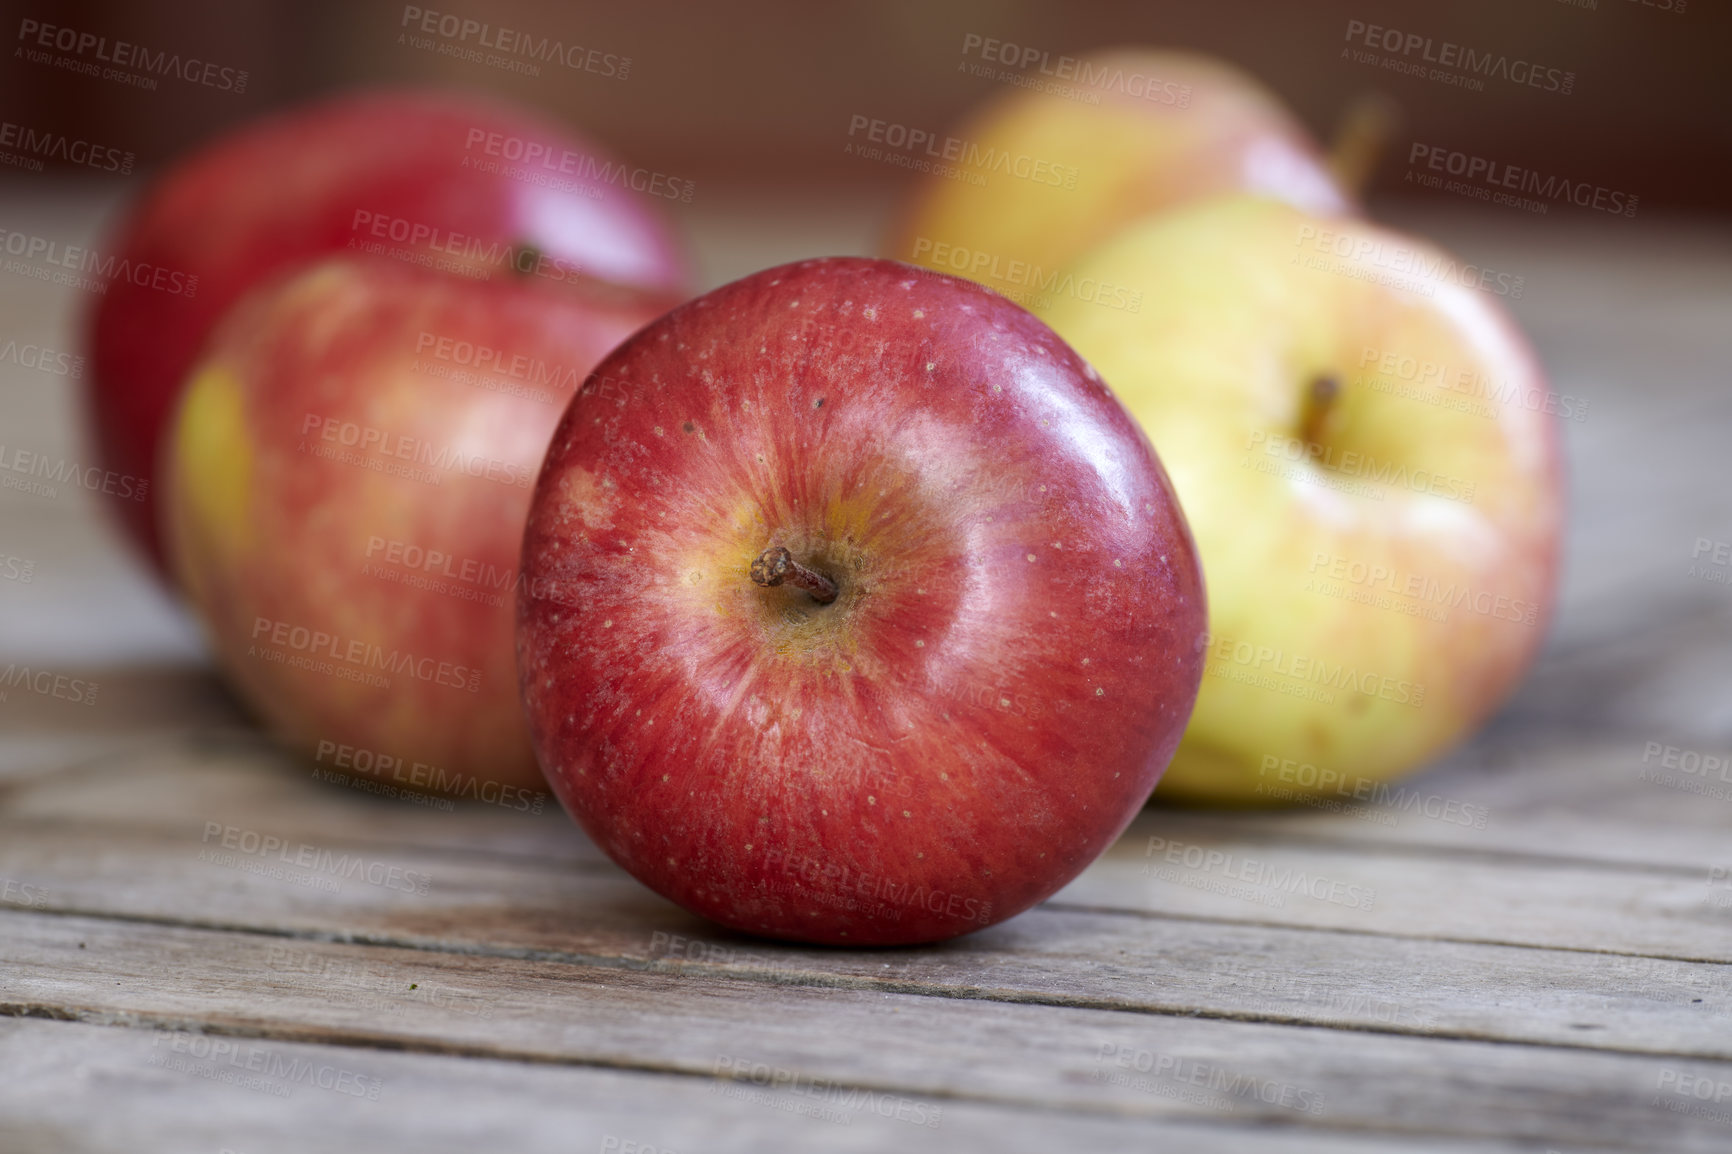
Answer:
[[3, 0, 1728, 216]]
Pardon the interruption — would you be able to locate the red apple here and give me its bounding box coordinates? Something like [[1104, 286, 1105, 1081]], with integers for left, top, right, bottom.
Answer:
[[517, 257, 1206, 944], [163, 256, 664, 795], [90, 88, 691, 572]]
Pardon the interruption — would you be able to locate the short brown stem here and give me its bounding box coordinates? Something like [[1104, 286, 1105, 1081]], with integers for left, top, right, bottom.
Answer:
[[1300, 374, 1341, 448], [1328, 93, 1400, 199], [750, 545, 838, 605]]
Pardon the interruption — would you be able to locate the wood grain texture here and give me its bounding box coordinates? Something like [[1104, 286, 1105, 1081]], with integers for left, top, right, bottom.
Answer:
[[0, 1017, 1544, 1154], [9, 909, 1732, 1151], [2, 772, 1729, 1061]]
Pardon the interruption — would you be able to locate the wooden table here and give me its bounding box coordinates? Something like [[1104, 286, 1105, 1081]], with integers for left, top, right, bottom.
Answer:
[[3, 185, 1731, 1153]]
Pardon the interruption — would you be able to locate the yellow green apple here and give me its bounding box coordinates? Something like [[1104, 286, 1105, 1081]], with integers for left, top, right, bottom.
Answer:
[[887, 48, 1351, 305], [1034, 196, 1563, 803]]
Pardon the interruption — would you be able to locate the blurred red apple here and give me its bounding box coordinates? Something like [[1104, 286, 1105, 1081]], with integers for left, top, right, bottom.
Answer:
[[163, 256, 663, 794], [517, 257, 1206, 944], [90, 88, 691, 572]]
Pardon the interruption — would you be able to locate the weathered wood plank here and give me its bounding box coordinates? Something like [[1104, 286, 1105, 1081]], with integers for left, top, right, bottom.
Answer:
[[8, 735, 1731, 963], [11, 723, 1732, 887], [4, 910, 1731, 1150], [0, 733, 598, 866], [1155, 723, 1732, 869], [3, 818, 1729, 1060], [0, 1016, 1538, 1154], [1060, 813, 1732, 961]]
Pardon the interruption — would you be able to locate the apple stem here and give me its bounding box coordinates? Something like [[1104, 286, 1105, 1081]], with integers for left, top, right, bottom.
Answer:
[[1300, 374, 1341, 447], [1328, 93, 1400, 199], [750, 546, 838, 605]]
